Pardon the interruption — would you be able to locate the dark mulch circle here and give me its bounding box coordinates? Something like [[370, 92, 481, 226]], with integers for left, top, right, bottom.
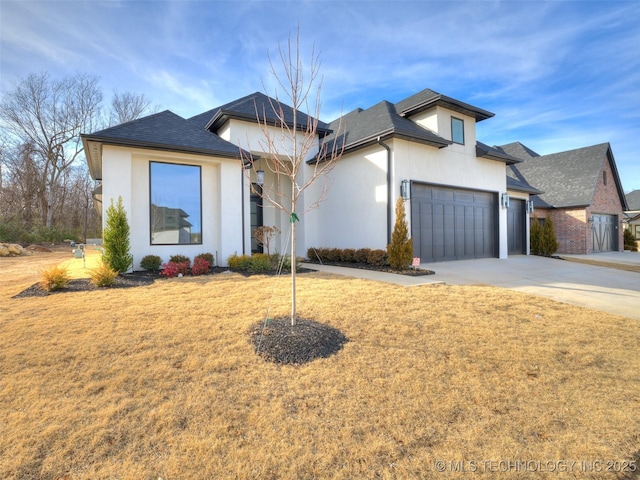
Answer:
[[250, 317, 348, 365]]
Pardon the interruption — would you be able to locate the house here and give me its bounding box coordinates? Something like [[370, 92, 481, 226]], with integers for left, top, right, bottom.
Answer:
[[81, 89, 538, 269], [499, 142, 628, 254], [624, 189, 640, 241]]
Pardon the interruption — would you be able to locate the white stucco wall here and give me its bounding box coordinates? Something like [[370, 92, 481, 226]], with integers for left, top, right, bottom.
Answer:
[[101, 145, 243, 269]]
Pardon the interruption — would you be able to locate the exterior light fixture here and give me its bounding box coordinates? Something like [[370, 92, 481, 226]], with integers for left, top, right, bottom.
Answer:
[[526, 200, 535, 213], [256, 170, 264, 186], [501, 193, 510, 209], [401, 179, 410, 200]]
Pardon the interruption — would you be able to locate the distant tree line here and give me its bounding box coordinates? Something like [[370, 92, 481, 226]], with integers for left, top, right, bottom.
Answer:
[[0, 72, 158, 243]]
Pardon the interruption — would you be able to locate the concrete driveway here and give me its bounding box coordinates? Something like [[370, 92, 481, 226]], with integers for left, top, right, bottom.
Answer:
[[303, 252, 640, 320]]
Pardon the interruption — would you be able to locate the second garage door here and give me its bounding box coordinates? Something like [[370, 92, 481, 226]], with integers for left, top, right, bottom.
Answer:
[[411, 183, 497, 262]]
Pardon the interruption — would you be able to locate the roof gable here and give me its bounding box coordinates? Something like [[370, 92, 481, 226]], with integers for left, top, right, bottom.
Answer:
[[83, 110, 248, 158], [394, 88, 494, 122], [319, 100, 451, 155], [506, 143, 626, 209], [189, 92, 332, 136], [495, 142, 540, 159], [626, 190, 640, 211]]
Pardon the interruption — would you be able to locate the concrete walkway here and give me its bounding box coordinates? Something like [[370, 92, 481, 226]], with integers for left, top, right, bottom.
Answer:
[[302, 252, 640, 321]]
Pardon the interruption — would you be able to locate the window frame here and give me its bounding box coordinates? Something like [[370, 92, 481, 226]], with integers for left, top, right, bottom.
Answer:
[[149, 160, 203, 246], [451, 116, 465, 145]]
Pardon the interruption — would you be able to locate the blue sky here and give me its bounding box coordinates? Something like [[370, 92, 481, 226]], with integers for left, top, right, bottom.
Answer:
[[1, 0, 639, 191]]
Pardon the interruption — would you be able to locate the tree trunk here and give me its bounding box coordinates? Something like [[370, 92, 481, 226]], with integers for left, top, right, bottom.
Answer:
[[290, 181, 297, 326]]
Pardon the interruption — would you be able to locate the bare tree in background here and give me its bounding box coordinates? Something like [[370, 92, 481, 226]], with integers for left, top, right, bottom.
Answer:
[[0, 72, 102, 229], [242, 31, 344, 326], [109, 91, 158, 126]]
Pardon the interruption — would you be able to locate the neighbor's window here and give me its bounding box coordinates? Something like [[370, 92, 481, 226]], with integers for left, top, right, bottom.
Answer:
[[451, 117, 465, 144], [149, 161, 202, 245]]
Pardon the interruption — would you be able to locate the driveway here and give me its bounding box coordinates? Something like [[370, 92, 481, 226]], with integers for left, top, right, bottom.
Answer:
[[303, 252, 640, 321]]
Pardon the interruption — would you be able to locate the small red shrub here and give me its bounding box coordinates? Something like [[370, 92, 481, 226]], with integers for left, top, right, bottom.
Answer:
[[191, 257, 211, 276], [160, 260, 190, 278]]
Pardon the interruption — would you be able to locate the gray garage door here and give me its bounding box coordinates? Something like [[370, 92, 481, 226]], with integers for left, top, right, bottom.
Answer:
[[507, 199, 526, 255], [591, 214, 617, 252], [411, 183, 497, 262]]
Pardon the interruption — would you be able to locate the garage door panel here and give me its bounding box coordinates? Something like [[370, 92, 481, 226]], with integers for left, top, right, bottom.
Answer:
[[591, 214, 616, 252], [411, 184, 497, 262]]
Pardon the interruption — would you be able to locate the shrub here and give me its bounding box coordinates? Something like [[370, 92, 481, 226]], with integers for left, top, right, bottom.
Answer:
[[140, 255, 162, 271], [530, 215, 543, 255], [89, 262, 118, 287], [367, 249, 388, 266], [354, 248, 372, 264], [228, 254, 252, 270], [340, 248, 357, 263], [249, 253, 272, 273], [160, 261, 190, 278], [307, 247, 324, 262], [624, 228, 638, 251], [169, 254, 190, 267], [40, 265, 70, 292], [102, 197, 133, 273], [541, 213, 559, 256], [196, 252, 215, 266], [191, 257, 211, 275], [387, 196, 413, 270]]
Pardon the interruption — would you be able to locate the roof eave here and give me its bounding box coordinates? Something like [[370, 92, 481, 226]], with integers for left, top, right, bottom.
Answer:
[[208, 110, 333, 137], [399, 94, 495, 122]]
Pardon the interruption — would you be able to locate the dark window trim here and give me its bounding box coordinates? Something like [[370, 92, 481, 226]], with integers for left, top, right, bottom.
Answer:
[[451, 116, 465, 145], [149, 160, 203, 246], [603, 171, 607, 185]]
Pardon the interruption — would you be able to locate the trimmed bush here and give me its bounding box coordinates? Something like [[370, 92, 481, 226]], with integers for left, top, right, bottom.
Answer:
[[196, 252, 215, 266], [140, 255, 162, 271], [367, 249, 388, 266], [624, 228, 638, 251], [191, 257, 211, 275], [89, 262, 118, 287], [169, 254, 190, 267], [354, 248, 372, 264], [228, 254, 252, 270], [530, 215, 543, 255], [102, 197, 133, 273], [160, 261, 190, 278], [387, 196, 413, 270], [541, 213, 559, 256], [340, 248, 356, 263], [249, 253, 272, 273], [40, 265, 70, 292]]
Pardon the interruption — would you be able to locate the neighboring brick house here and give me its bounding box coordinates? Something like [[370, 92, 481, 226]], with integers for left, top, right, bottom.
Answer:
[[499, 142, 628, 254], [624, 189, 640, 241]]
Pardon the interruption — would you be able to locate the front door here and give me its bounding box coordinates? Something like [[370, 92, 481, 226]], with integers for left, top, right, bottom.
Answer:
[[507, 199, 526, 255], [250, 184, 263, 253]]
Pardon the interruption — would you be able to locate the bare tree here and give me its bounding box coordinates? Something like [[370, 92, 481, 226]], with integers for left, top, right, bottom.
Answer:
[[109, 90, 158, 126], [0, 72, 102, 229], [242, 31, 344, 326]]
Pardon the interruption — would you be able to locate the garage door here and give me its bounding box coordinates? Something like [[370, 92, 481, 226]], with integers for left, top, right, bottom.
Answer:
[[507, 199, 526, 255], [411, 184, 497, 262], [591, 214, 617, 252]]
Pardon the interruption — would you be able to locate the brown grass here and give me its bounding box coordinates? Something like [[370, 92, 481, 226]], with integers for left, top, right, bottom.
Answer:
[[560, 255, 640, 274], [1, 249, 639, 479]]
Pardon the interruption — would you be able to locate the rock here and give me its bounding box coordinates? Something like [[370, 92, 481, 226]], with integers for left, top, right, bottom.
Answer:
[[8, 244, 24, 255], [0, 244, 9, 257]]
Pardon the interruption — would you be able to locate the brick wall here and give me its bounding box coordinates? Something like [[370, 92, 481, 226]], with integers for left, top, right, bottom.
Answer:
[[529, 155, 625, 254], [588, 156, 625, 252]]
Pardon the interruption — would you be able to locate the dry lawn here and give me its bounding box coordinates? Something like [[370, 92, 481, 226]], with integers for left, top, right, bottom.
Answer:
[[1, 248, 639, 479]]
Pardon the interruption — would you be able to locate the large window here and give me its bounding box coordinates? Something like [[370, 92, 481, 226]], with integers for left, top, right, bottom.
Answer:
[[150, 162, 202, 245], [451, 117, 465, 145]]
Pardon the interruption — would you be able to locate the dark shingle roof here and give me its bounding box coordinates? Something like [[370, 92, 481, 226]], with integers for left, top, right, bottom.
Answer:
[[476, 141, 523, 165], [189, 92, 332, 136], [505, 143, 618, 208], [496, 142, 540, 159], [319, 100, 451, 156], [394, 88, 494, 122], [82, 110, 249, 159], [626, 190, 640, 211]]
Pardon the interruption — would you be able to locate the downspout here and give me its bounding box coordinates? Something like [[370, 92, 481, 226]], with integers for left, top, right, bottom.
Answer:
[[241, 166, 246, 255], [377, 136, 392, 245]]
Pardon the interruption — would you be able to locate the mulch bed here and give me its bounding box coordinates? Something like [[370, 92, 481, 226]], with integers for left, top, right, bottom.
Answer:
[[250, 317, 348, 365], [305, 260, 435, 276]]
